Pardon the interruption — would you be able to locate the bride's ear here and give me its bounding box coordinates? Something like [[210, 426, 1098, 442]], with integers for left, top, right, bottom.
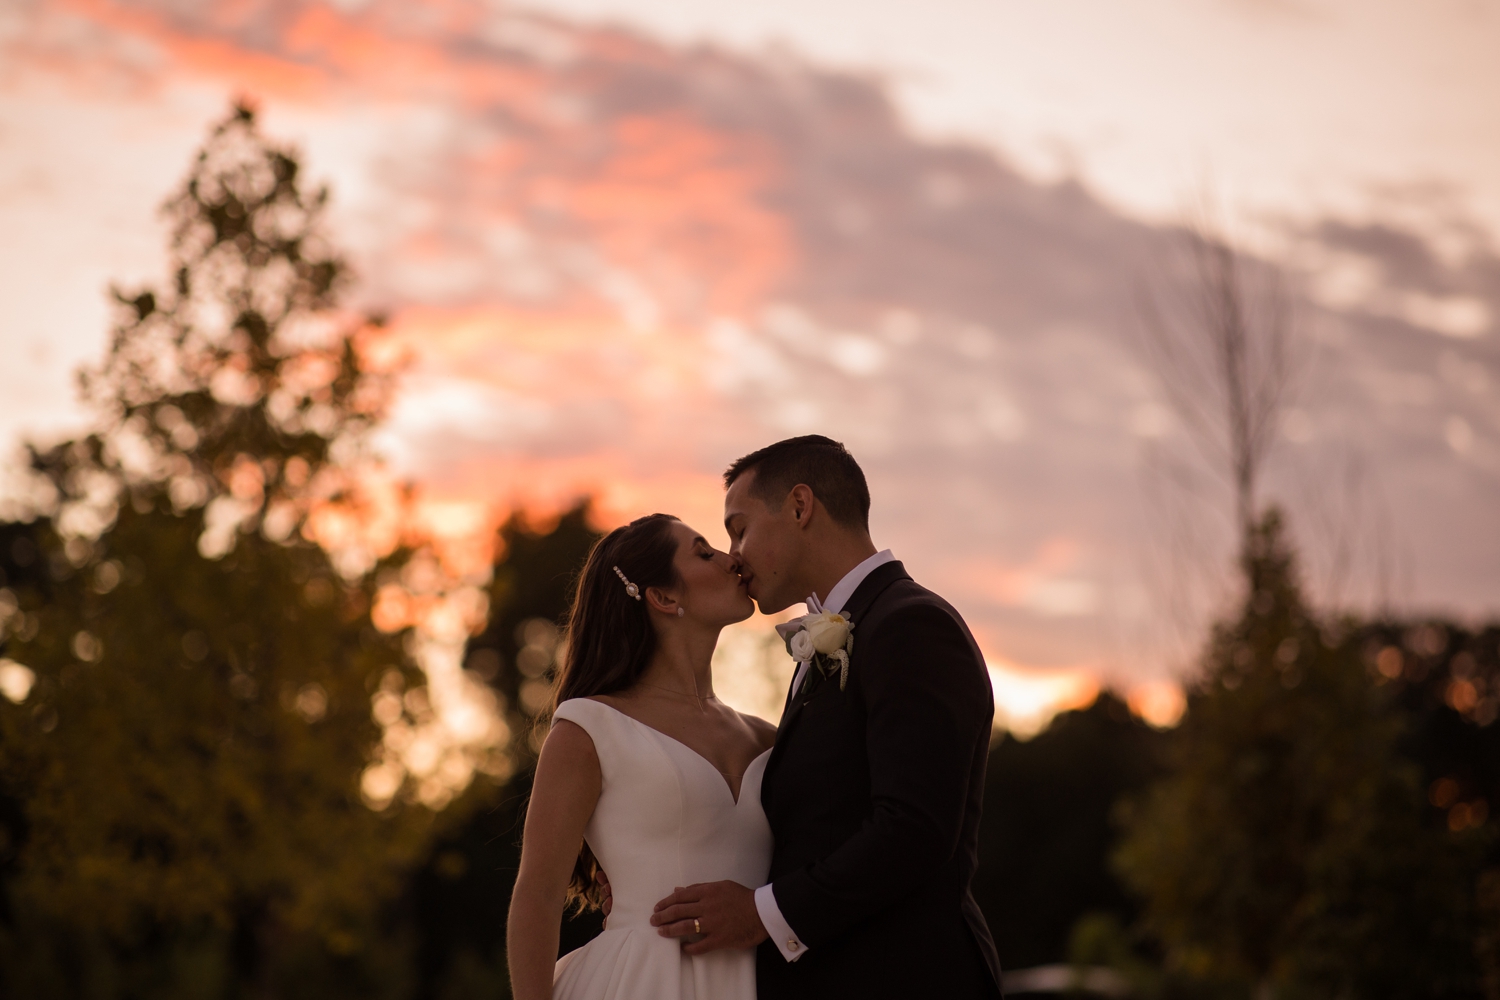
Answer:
[[643, 587, 679, 617]]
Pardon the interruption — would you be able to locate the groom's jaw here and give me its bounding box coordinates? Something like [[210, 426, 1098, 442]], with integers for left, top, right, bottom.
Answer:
[[749, 580, 800, 617]]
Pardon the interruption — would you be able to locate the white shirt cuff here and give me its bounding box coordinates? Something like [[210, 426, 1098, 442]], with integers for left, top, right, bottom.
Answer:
[[754, 883, 808, 962]]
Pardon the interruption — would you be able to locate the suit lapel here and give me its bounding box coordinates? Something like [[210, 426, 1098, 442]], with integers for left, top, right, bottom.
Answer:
[[763, 561, 912, 784], [776, 663, 803, 726], [838, 559, 909, 629]]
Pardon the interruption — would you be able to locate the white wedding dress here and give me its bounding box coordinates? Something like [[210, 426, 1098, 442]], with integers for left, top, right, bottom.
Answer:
[[551, 697, 773, 1000]]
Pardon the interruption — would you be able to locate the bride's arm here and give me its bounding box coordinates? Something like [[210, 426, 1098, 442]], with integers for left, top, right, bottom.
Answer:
[[508, 720, 602, 1000]]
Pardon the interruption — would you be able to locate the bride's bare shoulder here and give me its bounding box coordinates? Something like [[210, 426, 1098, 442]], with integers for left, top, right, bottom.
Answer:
[[739, 712, 778, 752], [542, 717, 598, 760]]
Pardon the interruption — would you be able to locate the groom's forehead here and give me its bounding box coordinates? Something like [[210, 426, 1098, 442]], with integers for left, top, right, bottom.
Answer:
[[723, 472, 761, 517]]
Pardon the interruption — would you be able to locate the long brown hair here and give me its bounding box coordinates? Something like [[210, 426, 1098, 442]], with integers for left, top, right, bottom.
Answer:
[[547, 512, 682, 910]]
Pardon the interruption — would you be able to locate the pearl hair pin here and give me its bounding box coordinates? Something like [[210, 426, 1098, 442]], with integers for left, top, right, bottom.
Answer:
[[613, 565, 642, 600]]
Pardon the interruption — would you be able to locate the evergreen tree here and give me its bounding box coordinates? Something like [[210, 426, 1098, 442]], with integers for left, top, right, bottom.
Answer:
[[1112, 511, 1487, 999]]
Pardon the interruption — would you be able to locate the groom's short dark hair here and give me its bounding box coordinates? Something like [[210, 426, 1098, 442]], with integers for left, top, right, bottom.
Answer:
[[723, 435, 870, 531]]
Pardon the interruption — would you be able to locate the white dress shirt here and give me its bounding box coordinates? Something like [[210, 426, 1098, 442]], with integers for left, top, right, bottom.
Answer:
[[753, 549, 896, 962]]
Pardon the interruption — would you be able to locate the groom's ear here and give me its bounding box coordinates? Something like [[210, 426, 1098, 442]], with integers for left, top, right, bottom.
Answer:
[[786, 484, 816, 529]]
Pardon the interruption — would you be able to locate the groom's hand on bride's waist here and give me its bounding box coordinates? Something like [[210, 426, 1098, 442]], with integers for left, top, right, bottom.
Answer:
[[651, 881, 768, 955]]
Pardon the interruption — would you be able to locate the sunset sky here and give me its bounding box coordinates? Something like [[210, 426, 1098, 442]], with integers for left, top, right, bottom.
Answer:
[[2, 0, 1497, 731]]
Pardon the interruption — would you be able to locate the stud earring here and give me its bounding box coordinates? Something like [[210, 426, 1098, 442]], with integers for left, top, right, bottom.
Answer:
[[677, 607, 685, 617]]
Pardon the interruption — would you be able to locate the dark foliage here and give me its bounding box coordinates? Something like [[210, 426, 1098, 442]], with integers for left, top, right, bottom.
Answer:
[[974, 694, 1167, 971], [1110, 511, 1493, 999], [0, 103, 431, 999], [466, 504, 602, 752], [1356, 620, 1500, 835], [399, 502, 603, 999], [1357, 619, 1500, 998]]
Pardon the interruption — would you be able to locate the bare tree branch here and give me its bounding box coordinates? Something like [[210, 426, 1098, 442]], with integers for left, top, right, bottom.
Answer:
[[1135, 207, 1305, 556]]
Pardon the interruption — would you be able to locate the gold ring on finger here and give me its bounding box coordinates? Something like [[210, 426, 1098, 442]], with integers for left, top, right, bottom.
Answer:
[[694, 918, 701, 935]]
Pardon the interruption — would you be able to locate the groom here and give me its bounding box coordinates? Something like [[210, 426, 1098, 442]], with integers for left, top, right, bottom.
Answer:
[[649, 435, 1004, 998]]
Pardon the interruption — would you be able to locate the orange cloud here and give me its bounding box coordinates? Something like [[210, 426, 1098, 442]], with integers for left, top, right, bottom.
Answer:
[[561, 114, 793, 315], [946, 538, 1100, 618], [433, 452, 728, 537], [44, 1, 795, 327], [378, 303, 716, 411], [374, 303, 738, 541], [51, 0, 333, 101], [52, 0, 559, 111]]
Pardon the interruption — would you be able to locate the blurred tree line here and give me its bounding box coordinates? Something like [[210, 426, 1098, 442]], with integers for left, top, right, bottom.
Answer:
[[0, 104, 607, 999], [0, 103, 439, 997], [1059, 514, 1499, 999], [1, 105, 1496, 1000]]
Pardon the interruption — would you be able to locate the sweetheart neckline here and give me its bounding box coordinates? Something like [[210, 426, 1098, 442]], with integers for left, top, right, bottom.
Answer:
[[577, 698, 772, 805]]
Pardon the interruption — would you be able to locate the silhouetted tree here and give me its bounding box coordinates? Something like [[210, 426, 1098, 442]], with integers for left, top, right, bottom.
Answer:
[[1133, 212, 1314, 665], [973, 693, 1167, 972], [1355, 618, 1500, 998], [474, 504, 600, 741], [401, 502, 602, 999], [31, 102, 394, 548], [1111, 512, 1486, 999], [1137, 215, 1300, 551], [0, 104, 431, 998]]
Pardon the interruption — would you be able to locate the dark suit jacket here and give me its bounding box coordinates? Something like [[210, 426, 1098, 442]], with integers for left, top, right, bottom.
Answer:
[[756, 560, 1003, 999]]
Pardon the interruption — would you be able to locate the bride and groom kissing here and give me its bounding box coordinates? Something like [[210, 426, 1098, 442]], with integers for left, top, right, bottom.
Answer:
[[508, 435, 1004, 1000]]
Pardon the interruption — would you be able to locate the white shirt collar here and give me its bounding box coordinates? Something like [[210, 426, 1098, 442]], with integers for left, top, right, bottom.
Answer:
[[810, 549, 896, 616]]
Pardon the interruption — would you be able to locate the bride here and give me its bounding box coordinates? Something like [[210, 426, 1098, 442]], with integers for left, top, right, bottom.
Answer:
[[507, 513, 777, 1000]]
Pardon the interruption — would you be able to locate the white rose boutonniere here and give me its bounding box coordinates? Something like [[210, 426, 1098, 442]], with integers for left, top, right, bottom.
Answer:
[[776, 610, 856, 690], [804, 611, 852, 654], [789, 630, 817, 663]]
